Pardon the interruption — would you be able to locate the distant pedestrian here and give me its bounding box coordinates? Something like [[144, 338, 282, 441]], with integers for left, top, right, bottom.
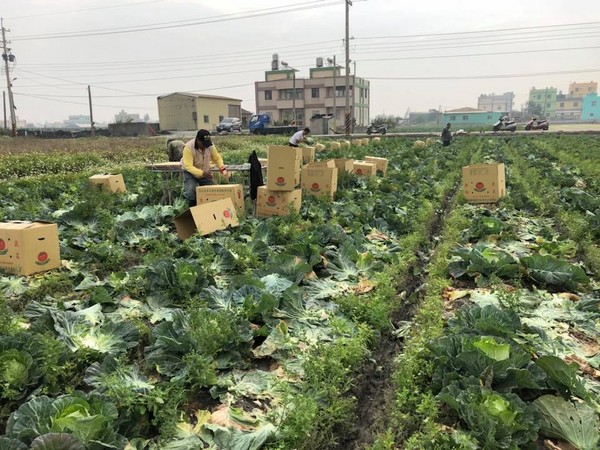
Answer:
[[288, 127, 310, 147], [441, 123, 452, 147], [181, 129, 227, 208]]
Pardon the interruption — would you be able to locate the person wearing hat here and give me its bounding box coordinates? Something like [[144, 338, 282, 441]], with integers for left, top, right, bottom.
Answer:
[[181, 129, 227, 207]]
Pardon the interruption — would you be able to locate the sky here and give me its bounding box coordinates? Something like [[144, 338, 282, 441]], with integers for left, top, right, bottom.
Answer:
[[2, 0, 600, 125]]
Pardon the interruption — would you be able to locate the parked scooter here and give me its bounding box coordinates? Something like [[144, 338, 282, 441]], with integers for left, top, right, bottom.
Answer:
[[492, 116, 517, 132], [525, 116, 549, 131], [366, 123, 388, 135]]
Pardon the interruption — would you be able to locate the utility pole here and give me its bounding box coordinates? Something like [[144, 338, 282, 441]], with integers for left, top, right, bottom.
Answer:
[[88, 85, 95, 137], [3, 91, 6, 131], [292, 70, 296, 126], [332, 56, 337, 130], [1, 18, 17, 136], [344, 0, 352, 135]]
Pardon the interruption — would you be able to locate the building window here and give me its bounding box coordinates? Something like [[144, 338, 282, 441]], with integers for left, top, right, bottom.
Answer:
[[203, 115, 209, 123], [265, 90, 272, 100], [487, 115, 492, 119], [192, 112, 197, 122], [546, 103, 551, 108], [450, 115, 456, 121], [559, 102, 564, 107], [311, 88, 320, 98], [335, 86, 345, 97], [536, 95, 541, 99], [576, 88, 580, 92], [462, 115, 469, 120], [591, 113, 595, 117], [592, 101, 597, 106], [219, 115, 224, 122], [365, 89, 368, 98], [574, 102, 578, 107], [280, 89, 303, 100]]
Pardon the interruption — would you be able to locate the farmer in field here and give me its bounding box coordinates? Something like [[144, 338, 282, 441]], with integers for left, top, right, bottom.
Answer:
[[181, 129, 227, 207], [441, 123, 452, 147], [166, 139, 185, 162], [288, 127, 310, 147]]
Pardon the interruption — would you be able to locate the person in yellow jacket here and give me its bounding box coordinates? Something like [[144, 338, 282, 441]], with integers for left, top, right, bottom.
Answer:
[[181, 129, 227, 207]]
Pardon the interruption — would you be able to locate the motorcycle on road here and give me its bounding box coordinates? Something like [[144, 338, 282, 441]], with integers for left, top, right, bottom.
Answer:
[[525, 116, 549, 131], [492, 116, 517, 132], [366, 123, 388, 135]]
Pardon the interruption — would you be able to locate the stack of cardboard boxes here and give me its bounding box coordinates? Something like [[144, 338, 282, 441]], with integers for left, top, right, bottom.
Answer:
[[256, 146, 303, 217]]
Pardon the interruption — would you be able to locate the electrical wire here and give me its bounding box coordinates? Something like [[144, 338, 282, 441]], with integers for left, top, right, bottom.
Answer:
[[367, 68, 600, 81], [6, 0, 165, 20], [11, 1, 343, 40]]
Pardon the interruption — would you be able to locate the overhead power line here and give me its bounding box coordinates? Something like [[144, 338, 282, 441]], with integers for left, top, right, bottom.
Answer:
[[367, 68, 600, 81], [12, 0, 342, 40], [7, 0, 164, 20], [358, 20, 600, 40]]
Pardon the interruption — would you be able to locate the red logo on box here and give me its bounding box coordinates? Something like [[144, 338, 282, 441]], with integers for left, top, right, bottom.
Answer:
[[223, 209, 231, 219], [0, 239, 6, 255], [35, 251, 49, 266], [237, 191, 241, 199], [267, 196, 277, 206], [356, 168, 363, 175], [275, 176, 286, 186], [474, 182, 486, 192], [311, 182, 321, 192]]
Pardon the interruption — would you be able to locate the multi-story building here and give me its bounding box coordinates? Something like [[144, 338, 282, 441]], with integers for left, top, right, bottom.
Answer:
[[555, 92, 583, 120], [528, 87, 557, 118], [114, 110, 141, 123], [157, 93, 242, 131], [568, 81, 597, 97], [582, 93, 600, 121], [254, 55, 370, 129], [477, 92, 515, 114]]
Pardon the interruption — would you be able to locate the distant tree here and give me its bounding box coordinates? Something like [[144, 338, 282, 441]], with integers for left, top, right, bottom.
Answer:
[[524, 101, 543, 118], [372, 114, 403, 127]]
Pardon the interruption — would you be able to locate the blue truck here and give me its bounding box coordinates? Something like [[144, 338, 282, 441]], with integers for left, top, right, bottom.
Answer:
[[248, 114, 298, 135]]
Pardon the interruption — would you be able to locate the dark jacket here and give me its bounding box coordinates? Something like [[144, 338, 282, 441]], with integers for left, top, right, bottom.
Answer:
[[248, 150, 264, 201]]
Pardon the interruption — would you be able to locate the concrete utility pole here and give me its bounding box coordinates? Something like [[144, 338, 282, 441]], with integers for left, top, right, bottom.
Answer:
[[330, 56, 337, 130], [3, 90, 6, 131], [1, 18, 17, 136], [88, 85, 95, 137], [344, 0, 352, 135]]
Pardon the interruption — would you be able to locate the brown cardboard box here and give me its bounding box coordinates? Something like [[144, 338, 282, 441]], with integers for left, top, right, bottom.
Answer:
[[258, 158, 268, 167], [89, 174, 126, 193], [462, 163, 506, 203], [302, 146, 316, 165], [267, 145, 301, 191], [332, 158, 354, 174], [353, 160, 377, 177], [302, 163, 338, 200], [196, 184, 245, 216], [256, 187, 302, 218], [173, 198, 239, 240], [0, 221, 61, 276], [365, 156, 389, 176]]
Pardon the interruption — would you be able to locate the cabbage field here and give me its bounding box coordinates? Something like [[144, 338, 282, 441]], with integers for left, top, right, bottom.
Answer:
[[0, 134, 598, 450]]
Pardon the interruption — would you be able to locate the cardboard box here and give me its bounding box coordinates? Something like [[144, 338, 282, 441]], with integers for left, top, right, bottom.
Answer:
[[302, 146, 316, 165], [462, 163, 506, 203], [173, 198, 239, 240], [365, 156, 389, 176], [302, 163, 338, 200], [256, 187, 302, 218], [196, 184, 245, 216], [353, 160, 377, 177], [333, 158, 355, 174], [267, 145, 301, 191], [0, 221, 61, 276], [258, 158, 268, 167], [89, 174, 126, 193]]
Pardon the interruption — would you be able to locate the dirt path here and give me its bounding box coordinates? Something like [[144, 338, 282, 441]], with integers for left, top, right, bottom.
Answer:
[[332, 185, 459, 450]]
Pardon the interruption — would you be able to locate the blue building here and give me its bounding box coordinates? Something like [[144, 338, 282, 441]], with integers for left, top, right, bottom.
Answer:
[[582, 93, 600, 121], [442, 107, 505, 126]]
